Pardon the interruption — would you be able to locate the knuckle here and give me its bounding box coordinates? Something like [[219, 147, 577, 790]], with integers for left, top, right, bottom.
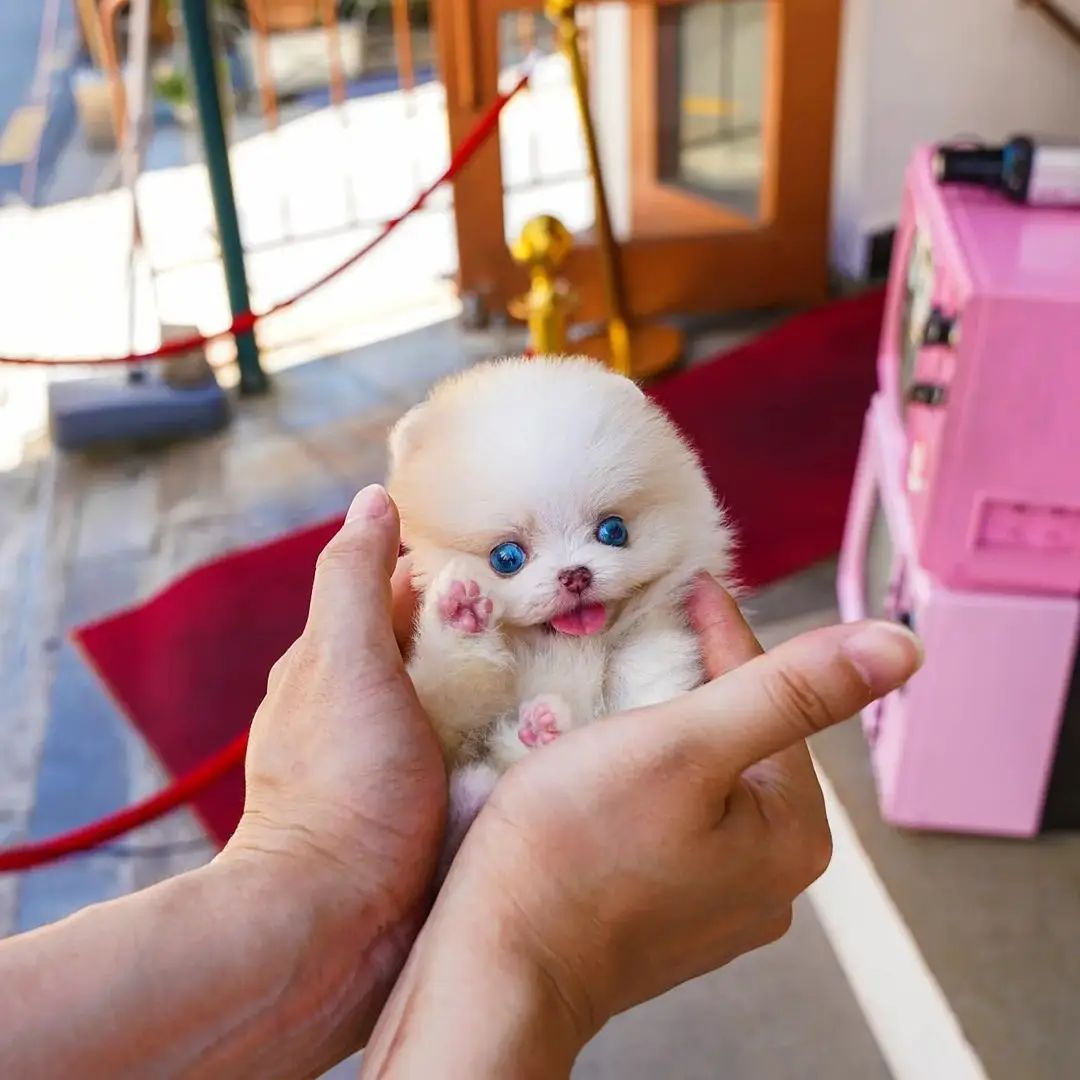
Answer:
[[649, 733, 720, 804], [762, 664, 837, 739], [278, 630, 315, 673], [315, 536, 362, 571], [777, 817, 833, 893], [266, 654, 288, 690], [806, 821, 834, 882], [317, 519, 387, 568], [765, 906, 794, 944], [266, 638, 309, 690]]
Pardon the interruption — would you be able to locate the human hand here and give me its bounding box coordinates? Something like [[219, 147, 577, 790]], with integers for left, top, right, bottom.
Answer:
[[221, 485, 443, 1048], [0, 486, 442, 1080], [362, 579, 922, 1077]]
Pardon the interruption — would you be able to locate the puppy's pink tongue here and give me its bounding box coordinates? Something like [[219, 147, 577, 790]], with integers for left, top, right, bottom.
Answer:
[[550, 603, 607, 637]]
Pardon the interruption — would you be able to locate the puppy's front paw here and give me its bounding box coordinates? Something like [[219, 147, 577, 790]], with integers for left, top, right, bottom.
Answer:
[[437, 578, 496, 634], [518, 693, 572, 748]]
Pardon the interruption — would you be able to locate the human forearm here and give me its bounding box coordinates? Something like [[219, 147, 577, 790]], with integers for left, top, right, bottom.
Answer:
[[366, 609, 922, 1079], [361, 887, 590, 1080], [0, 851, 408, 1078], [0, 491, 444, 1078]]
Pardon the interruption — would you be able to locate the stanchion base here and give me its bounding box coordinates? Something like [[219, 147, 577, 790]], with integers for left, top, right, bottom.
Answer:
[[573, 323, 685, 381], [48, 370, 231, 451]]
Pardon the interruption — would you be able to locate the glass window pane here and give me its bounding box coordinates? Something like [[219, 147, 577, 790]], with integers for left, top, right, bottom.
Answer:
[[497, 11, 594, 245], [658, 0, 769, 220]]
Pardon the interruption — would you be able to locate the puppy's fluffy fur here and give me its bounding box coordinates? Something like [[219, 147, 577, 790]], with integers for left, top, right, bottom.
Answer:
[[387, 357, 732, 832]]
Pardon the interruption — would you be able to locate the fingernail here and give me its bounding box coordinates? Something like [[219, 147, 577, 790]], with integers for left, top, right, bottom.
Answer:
[[346, 484, 389, 521], [841, 621, 924, 696]]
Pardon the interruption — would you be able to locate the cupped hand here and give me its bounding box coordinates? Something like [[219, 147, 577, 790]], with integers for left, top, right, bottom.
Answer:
[[362, 580, 922, 1076], [220, 485, 441, 1040], [469, 581, 920, 1023]]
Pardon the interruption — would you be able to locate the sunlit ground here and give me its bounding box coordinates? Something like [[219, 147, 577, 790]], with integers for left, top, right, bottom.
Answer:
[[0, 54, 591, 471]]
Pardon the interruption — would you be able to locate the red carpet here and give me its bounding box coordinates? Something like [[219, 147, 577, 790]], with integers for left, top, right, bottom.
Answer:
[[74, 289, 884, 844], [648, 289, 885, 588]]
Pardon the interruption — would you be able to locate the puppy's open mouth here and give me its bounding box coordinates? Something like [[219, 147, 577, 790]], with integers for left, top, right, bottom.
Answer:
[[547, 602, 607, 637]]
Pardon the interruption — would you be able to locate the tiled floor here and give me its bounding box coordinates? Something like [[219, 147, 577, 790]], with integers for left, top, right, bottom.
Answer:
[[573, 894, 891, 1080], [814, 717, 1080, 1080], [2, 313, 1079, 1078]]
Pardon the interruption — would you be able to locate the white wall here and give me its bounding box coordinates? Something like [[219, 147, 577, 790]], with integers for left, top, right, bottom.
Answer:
[[832, 0, 1080, 277]]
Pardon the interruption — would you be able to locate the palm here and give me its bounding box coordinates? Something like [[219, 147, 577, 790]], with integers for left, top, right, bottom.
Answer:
[[238, 565, 446, 929]]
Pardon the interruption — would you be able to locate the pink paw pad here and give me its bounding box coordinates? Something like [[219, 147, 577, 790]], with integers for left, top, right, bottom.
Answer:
[[438, 579, 494, 634], [518, 696, 569, 749]]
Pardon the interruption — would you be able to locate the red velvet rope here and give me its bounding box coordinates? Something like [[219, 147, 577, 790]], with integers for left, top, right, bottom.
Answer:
[[0, 72, 528, 368], [0, 734, 249, 872], [0, 74, 528, 874]]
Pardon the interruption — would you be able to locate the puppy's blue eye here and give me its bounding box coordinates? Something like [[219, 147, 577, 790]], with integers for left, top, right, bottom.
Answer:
[[596, 516, 628, 547], [489, 541, 527, 576]]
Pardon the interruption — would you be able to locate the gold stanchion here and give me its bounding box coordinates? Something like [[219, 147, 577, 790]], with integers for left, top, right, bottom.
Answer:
[[544, 0, 683, 380], [546, 0, 629, 375], [509, 215, 576, 354]]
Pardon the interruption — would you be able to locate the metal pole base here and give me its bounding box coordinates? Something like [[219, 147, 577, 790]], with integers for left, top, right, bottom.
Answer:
[[48, 372, 231, 451], [574, 324, 685, 382], [237, 359, 271, 396]]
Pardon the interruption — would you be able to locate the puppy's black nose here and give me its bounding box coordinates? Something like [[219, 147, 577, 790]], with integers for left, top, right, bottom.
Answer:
[[558, 566, 592, 594]]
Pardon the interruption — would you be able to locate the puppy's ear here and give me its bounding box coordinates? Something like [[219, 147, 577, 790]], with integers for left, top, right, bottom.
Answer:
[[387, 401, 429, 473]]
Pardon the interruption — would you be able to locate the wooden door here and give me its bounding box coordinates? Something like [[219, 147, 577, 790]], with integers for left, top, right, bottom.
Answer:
[[436, 0, 842, 327]]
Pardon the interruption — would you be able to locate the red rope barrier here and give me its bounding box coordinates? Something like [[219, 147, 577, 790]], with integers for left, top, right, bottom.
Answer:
[[0, 733, 248, 872], [0, 73, 530, 874], [0, 72, 529, 368]]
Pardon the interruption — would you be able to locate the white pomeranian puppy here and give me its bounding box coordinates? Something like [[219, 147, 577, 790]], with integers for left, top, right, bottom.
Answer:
[[387, 356, 733, 852]]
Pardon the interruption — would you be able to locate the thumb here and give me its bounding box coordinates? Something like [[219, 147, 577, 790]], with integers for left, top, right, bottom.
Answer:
[[664, 620, 923, 777], [304, 484, 403, 666]]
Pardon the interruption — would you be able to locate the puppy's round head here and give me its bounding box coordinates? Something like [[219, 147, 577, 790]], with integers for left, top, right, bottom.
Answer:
[[387, 357, 730, 635]]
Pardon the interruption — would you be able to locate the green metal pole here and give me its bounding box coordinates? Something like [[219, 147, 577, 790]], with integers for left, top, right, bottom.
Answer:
[[179, 0, 269, 394]]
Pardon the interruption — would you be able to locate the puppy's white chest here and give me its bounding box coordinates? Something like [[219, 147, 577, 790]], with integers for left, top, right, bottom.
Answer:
[[511, 633, 611, 722]]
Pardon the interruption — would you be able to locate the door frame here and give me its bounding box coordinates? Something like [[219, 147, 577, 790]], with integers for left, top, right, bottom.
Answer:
[[435, 0, 843, 326]]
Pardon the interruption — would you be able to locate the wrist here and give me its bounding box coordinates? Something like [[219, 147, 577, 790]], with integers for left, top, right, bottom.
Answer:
[[221, 807, 429, 950], [461, 855, 614, 1042], [363, 881, 597, 1079], [462, 903, 597, 1065], [209, 842, 421, 1057], [478, 901, 605, 1056]]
